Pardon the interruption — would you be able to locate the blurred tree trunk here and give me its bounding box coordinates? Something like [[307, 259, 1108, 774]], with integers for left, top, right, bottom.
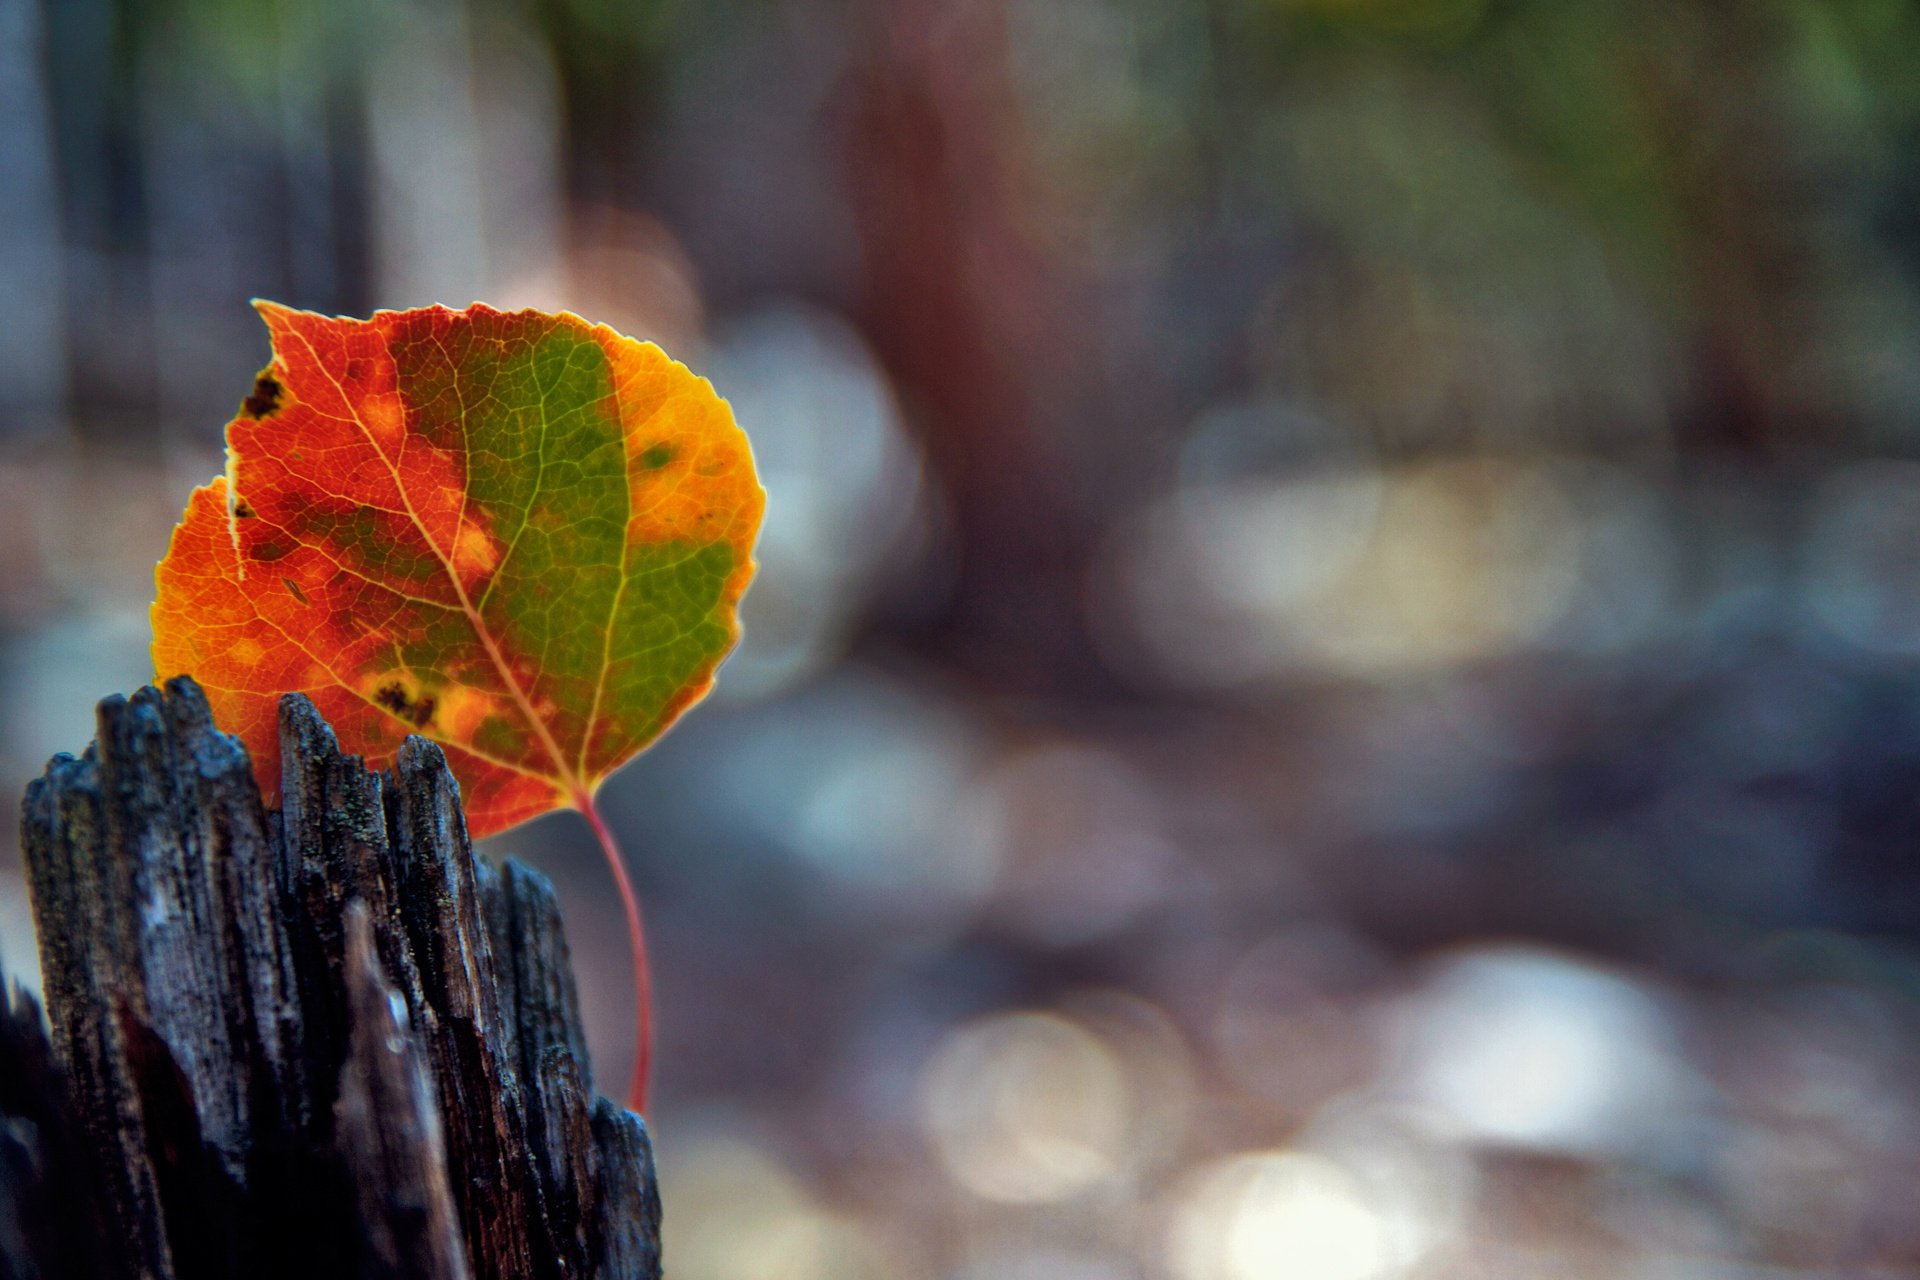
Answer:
[[840, 0, 1120, 695]]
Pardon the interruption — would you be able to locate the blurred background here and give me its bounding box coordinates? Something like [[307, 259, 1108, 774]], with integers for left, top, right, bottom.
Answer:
[[7, 0, 1920, 1274]]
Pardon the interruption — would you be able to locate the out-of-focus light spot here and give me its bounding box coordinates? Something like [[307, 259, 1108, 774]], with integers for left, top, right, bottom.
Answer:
[[1802, 460, 1920, 654], [708, 303, 927, 697], [1382, 946, 1695, 1156], [1061, 989, 1197, 1171], [1091, 398, 1379, 687], [1107, 455, 1604, 686], [951, 1249, 1132, 1280], [660, 1129, 894, 1280], [715, 673, 997, 922], [1296, 1100, 1475, 1263], [1296, 459, 1584, 673], [1186, 472, 1387, 621], [793, 729, 976, 897], [953, 744, 1178, 945], [1214, 927, 1389, 1113], [1166, 1151, 1409, 1280], [919, 1011, 1131, 1203]]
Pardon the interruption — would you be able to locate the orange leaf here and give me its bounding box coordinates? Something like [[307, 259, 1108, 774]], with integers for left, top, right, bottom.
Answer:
[[151, 301, 764, 838]]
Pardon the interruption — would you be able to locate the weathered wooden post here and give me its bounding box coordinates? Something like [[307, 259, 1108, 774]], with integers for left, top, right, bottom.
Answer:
[[1, 677, 661, 1280]]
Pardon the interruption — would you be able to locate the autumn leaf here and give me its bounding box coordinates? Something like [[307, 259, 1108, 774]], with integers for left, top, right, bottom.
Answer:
[[153, 300, 761, 831], [151, 300, 764, 1109]]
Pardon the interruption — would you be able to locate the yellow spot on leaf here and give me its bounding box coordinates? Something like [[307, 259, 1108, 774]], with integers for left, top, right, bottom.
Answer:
[[453, 519, 501, 578], [363, 396, 404, 445], [434, 683, 501, 741]]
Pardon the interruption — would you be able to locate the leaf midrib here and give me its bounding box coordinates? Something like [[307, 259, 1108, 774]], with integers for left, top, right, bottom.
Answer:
[[284, 322, 588, 805]]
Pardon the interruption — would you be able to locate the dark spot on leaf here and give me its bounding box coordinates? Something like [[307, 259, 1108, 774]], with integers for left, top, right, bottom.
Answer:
[[375, 681, 436, 729], [233, 500, 255, 519], [242, 374, 282, 419], [282, 576, 309, 606], [640, 443, 675, 470], [253, 539, 292, 563]]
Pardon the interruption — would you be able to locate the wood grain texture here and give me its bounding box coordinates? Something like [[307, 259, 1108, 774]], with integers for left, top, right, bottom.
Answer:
[[6, 677, 661, 1280]]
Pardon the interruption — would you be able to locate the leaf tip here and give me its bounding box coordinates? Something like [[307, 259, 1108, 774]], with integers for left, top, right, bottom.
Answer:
[[249, 298, 309, 346]]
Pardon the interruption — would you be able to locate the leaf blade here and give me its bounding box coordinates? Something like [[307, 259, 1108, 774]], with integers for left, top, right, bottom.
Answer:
[[152, 302, 764, 837]]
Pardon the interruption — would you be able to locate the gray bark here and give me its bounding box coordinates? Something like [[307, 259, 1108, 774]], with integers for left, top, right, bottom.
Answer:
[[4, 677, 661, 1280]]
